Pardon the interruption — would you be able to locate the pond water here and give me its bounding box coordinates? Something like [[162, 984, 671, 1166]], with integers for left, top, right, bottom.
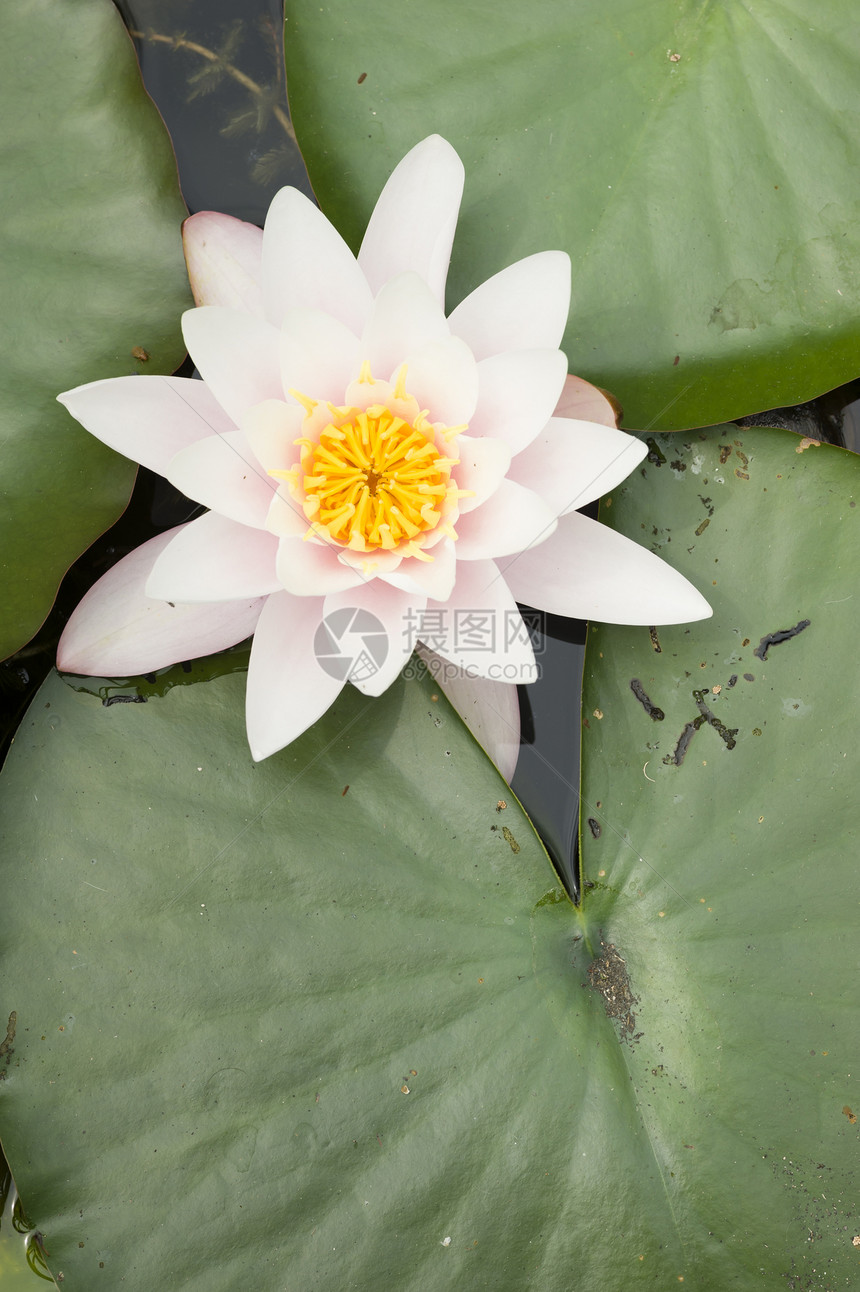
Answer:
[[1, 0, 859, 1283]]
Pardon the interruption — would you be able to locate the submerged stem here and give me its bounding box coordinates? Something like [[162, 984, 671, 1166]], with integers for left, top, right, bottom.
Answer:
[[127, 28, 296, 142]]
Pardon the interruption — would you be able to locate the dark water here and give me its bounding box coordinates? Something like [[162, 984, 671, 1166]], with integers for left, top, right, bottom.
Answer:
[[116, 0, 313, 219]]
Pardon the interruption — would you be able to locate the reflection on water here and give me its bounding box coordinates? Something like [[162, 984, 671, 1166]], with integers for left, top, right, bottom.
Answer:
[[114, 0, 313, 220]]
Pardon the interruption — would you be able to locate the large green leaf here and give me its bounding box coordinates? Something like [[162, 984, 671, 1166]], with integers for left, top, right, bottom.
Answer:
[[579, 426, 860, 1285], [0, 0, 190, 660], [284, 0, 860, 430], [1, 416, 859, 1292]]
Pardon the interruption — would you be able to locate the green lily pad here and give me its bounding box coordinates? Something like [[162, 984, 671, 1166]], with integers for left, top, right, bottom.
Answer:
[[0, 0, 190, 661], [284, 1, 860, 430], [580, 425, 860, 1284], [0, 433, 857, 1289]]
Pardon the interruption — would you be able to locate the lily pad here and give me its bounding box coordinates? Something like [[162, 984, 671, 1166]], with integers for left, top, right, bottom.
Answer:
[[0, 431, 857, 1288], [284, 1, 860, 430], [0, 0, 190, 661], [580, 425, 860, 1285]]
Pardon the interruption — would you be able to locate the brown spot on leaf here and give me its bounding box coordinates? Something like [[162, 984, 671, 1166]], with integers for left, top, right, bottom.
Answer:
[[0, 1011, 16, 1077], [586, 940, 639, 1042]]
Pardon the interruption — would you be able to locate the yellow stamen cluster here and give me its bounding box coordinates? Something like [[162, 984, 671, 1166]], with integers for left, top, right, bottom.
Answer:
[[301, 407, 455, 551], [270, 364, 468, 556]]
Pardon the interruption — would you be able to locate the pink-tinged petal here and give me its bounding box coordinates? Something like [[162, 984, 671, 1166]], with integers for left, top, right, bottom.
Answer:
[[508, 418, 647, 514], [182, 306, 283, 425], [358, 135, 464, 306], [382, 538, 457, 600], [57, 527, 263, 676], [454, 436, 511, 514], [468, 350, 568, 452], [323, 582, 424, 697], [182, 211, 264, 315], [246, 591, 343, 760], [146, 513, 281, 602], [421, 558, 535, 679], [448, 251, 571, 359], [417, 645, 521, 781], [361, 273, 449, 379], [275, 537, 367, 596], [454, 479, 558, 560], [500, 511, 713, 624], [261, 187, 373, 333], [57, 376, 235, 474], [399, 334, 478, 426], [242, 399, 306, 474], [280, 308, 362, 404], [166, 429, 276, 528], [554, 373, 619, 428]]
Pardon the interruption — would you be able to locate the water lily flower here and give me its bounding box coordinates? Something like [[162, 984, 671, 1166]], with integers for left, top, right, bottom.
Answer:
[[57, 136, 710, 768]]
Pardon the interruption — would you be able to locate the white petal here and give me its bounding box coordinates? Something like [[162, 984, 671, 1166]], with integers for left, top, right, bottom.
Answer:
[[508, 418, 647, 514], [468, 350, 568, 452], [146, 513, 281, 601], [454, 479, 558, 560], [337, 547, 404, 576], [280, 308, 362, 404], [166, 429, 276, 528], [57, 527, 263, 675], [454, 436, 511, 514], [182, 211, 265, 315], [266, 489, 315, 539], [448, 251, 571, 359], [242, 399, 306, 473], [261, 187, 373, 332], [381, 538, 457, 600], [182, 306, 283, 425], [399, 334, 479, 426], [57, 376, 235, 474], [420, 558, 535, 679], [500, 511, 713, 624], [361, 273, 449, 379], [322, 582, 423, 697], [417, 645, 521, 781], [246, 591, 344, 760], [358, 135, 465, 306], [554, 373, 619, 428], [275, 537, 367, 596]]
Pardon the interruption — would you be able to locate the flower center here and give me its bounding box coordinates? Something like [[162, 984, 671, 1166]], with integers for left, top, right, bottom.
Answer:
[[305, 404, 453, 550], [270, 363, 467, 556]]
